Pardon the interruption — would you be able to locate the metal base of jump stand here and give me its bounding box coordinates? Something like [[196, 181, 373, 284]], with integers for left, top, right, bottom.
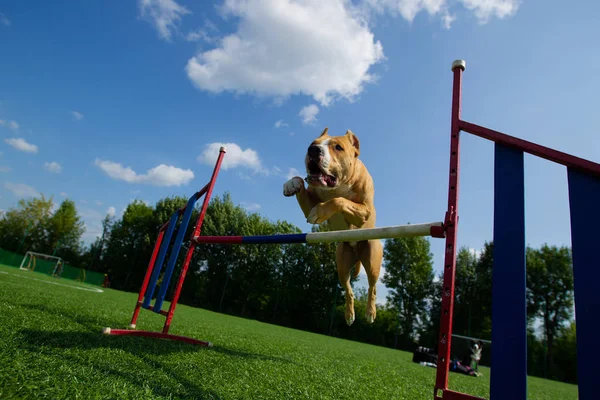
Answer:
[[101, 147, 226, 347], [102, 326, 213, 347]]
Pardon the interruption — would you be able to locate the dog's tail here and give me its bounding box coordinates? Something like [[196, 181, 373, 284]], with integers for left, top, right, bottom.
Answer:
[[352, 261, 362, 278]]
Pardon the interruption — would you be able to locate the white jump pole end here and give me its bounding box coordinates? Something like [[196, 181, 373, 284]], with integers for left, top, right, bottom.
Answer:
[[219, 146, 227, 153], [452, 59, 466, 72]]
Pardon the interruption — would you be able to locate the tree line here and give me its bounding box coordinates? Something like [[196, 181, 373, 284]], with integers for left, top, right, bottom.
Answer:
[[0, 192, 578, 384]]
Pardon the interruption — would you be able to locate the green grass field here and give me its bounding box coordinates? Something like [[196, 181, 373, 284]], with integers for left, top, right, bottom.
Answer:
[[0, 264, 578, 399]]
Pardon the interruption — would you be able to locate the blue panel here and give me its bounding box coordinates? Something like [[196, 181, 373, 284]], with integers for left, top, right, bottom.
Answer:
[[242, 233, 307, 244], [153, 195, 198, 312], [567, 168, 600, 400], [142, 211, 179, 309], [491, 144, 527, 400]]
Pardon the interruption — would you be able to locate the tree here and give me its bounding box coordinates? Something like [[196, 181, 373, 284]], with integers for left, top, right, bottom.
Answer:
[[419, 242, 493, 357], [552, 321, 577, 383], [102, 200, 156, 291], [45, 199, 85, 260], [381, 235, 435, 347], [0, 195, 55, 254], [82, 213, 114, 272], [526, 244, 574, 377]]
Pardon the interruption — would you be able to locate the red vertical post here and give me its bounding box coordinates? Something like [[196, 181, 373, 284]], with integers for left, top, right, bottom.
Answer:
[[130, 228, 166, 328], [162, 147, 227, 334], [434, 59, 465, 399]]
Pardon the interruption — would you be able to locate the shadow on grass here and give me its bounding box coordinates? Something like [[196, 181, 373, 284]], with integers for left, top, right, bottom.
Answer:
[[20, 303, 299, 364], [16, 329, 222, 399], [21, 303, 130, 332]]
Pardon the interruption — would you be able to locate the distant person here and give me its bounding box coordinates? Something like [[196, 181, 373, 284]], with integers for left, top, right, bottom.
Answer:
[[103, 273, 111, 288]]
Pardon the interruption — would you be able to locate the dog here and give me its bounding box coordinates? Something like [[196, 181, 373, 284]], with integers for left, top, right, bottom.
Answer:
[[283, 127, 383, 326]]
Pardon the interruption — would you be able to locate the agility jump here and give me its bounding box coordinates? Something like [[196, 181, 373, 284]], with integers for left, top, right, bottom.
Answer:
[[103, 59, 599, 400]]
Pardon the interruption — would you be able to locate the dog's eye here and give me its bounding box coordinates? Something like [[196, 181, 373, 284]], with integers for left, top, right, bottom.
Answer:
[[335, 144, 343, 151]]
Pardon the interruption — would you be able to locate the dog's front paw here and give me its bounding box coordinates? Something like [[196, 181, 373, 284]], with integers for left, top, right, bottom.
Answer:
[[283, 176, 304, 197], [307, 205, 326, 224], [307, 202, 334, 224]]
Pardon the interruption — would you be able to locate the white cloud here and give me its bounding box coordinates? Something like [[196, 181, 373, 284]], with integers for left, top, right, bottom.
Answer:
[[107, 206, 116, 218], [186, 17, 220, 42], [60, 192, 68, 197], [43, 161, 62, 173], [139, 0, 190, 41], [286, 167, 300, 180], [299, 104, 319, 125], [0, 166, 11, 172], [95, 200, 103, 206], [0, 14, 10, 27], [197, 142, 266, 174], [94, 159, 195, 186], [442, 12, 456, 29], [241, 202, 261, 212], [186, 29, 219, 44], [0, 120, 19, 130], [363, 0, 519, 28], [5, 182, 39, 198], [4, 138, 38, 153], [363, 0, 447, 22], [274, 120, 288, 128], [70, 111, 84, 120], [460, 0, 519, 24], [185, 0, 385, 106]]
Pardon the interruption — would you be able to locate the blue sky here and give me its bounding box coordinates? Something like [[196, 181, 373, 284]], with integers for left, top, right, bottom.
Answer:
[[1, 0, 599, 302]]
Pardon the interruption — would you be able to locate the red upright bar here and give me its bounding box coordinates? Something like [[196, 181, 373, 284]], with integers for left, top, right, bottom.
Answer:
[[130, 228, 166, 328], [434, 59, 465, 400], [163, 147, 227, 334]]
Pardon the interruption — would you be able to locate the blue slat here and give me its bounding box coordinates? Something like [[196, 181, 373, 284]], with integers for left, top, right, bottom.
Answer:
[[142, 211, 179, 309], [491, 144, 527, 400], [153, 195, 198, 312], [566, 168, 600, 400], [242, 233, 307, 244]]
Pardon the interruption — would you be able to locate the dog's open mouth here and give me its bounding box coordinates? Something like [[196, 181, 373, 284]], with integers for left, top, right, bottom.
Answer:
[[306, 162, 337, 187]]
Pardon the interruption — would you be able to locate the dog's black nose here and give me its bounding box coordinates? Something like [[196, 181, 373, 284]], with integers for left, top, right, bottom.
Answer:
[[307, 145, 322, 159]]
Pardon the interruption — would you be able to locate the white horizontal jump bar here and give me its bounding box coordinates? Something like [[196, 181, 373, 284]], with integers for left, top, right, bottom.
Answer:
[[305, 222, 443, 244]]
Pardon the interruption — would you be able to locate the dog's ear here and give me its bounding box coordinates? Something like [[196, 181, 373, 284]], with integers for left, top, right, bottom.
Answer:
[[345, 130, 360, 157], [319, 127, 329, 137]]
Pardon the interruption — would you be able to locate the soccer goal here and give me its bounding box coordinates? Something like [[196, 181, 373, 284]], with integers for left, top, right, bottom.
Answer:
[[19, 251, 64, 277]]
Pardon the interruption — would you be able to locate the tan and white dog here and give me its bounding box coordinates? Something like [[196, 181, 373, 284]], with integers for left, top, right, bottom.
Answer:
[[283, 127, 383, 326]]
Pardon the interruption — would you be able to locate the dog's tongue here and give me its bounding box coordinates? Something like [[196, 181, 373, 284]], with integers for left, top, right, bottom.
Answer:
[[307, 173, 333, 187]]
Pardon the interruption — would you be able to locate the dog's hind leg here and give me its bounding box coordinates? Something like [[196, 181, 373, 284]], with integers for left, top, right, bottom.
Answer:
[[357, 239, 383, 324], [336, 242, 359, 326]]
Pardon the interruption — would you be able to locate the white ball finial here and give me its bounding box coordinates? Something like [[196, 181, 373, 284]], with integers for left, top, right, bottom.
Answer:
[[451, 59, 466, 72]]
